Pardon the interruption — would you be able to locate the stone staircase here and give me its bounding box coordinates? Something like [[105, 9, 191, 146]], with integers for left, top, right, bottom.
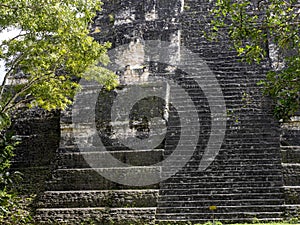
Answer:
[[34, 147, 161, 225], [154, 63, 286, 223], [156, 115, 286, 223], [281, 116, 300, 220], [34, 84, 164, 224], [11, 0, 300, 223]]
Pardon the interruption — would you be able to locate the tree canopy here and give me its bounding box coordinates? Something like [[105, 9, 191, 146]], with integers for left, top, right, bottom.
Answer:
[[209, 0, 300, 121], [0, 0, 118, 129], [0, 1, 119, 222]]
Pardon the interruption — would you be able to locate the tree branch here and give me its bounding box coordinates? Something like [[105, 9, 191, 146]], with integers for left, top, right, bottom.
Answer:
[[0, 33, 28, 48], [5, 95, 34, 112], [0, 52, 26, 99], [1, 69, 61, 114], [0, 3, 18, 10]]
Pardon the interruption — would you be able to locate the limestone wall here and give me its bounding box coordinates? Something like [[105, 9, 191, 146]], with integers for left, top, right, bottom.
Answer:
[[9, 0, 300, 224], [92, 0, 285, 223], [10, 109, 60, 194]]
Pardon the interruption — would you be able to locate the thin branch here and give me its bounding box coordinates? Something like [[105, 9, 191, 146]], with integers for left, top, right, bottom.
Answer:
[[0, 33, 46, 99], [0, 33, 28, 48], [1, 80, 36, 114], [0, 4, 18, 10], [0, 52, 27, 99], [0, 56, 23, 97], [1, 69, 60, 114], [0, 3, 38, 11], [5, 95, 34, 112]]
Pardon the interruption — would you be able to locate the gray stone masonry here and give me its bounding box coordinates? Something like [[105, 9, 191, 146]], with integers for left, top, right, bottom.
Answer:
[[34, 84, 164, 224], [10, 0, 300, 224], [281, 116, 300, 219]]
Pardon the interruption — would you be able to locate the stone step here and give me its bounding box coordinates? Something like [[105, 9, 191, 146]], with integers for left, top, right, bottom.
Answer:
[[160, 187, 284, 195], [160, 167, 283, 176], [282, 163, 300, 186], [58, 146, 282, 160], [55, 153, 284, 169], [157, 207, 284, 214], [158, 199, 283, 207], [281, 125, 300, 146], [160, 193, 284, 202], [160, 182, 284, 190], [35, 207, 156, 225], [166, 144, 283, 154], [284, 186, 300, 204], [157, 205, 284, 213], [56, 149, 164, 168], [48, 167, 160, 191], [156, 208, 283, 221], [157, 218, 284, 224], [284, 204, 300, 219], [58, 145, 164, 152], [36, 189, 159, 208], [281, 146, 300, 163]]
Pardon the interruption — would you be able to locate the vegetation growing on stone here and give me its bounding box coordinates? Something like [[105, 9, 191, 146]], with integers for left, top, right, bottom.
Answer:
[[208, 0, 300, 121], [0, 0, 118, 122], [0, 0, 118, 222]]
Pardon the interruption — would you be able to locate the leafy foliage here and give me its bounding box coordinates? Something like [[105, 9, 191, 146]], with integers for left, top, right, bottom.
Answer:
[[0, 0, 118, 115], [0, 194, 33, 225], [0, 132, 20, 192], [0, 132, 29, 224], [209, 0, 300, 121], [0, 0, 118, 222]]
